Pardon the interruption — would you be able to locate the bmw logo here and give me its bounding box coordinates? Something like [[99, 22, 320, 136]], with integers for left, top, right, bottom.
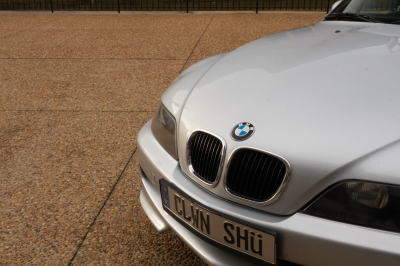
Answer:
[[231, 122, 255, 141]]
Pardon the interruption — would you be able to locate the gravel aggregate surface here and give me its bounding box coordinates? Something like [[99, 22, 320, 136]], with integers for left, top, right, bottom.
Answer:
[[0, 12, 325, 265], [0, 14, 56, 30], [0, 29, 200, 59], [0, 111, 151, 264], [71, 154, 206, 266], [0, 59, 183, 111]]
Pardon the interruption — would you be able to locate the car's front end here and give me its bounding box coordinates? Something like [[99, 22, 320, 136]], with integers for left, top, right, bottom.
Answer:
[[138, 2, 400, 264]]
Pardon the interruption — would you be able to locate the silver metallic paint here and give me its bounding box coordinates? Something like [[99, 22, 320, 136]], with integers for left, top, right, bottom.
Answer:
[[138, 122, 400, 265], [161, 52, 229, 118], [178, 21, 400, 215], [139, 188, 169, 232], [330, 0, 342, 11], [139, 20, 400, 265]]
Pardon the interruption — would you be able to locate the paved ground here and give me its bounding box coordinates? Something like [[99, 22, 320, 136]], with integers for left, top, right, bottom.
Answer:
[[0, 11, 325, 265]]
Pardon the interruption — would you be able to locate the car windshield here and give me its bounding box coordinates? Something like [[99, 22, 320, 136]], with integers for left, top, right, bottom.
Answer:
[[325, 0, 400, 24]]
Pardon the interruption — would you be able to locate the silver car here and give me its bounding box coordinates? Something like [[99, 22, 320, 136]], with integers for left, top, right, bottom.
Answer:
[[138, 1, 400, 265]]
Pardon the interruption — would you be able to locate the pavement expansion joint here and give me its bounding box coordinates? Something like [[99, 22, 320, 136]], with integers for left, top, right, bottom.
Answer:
[[180, 15, 215, 73], [0, 13, 325, 264], [67, 147, 138, 266]]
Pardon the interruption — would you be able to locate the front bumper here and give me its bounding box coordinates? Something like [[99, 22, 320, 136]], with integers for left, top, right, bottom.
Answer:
[[138, 120, 400, 266]]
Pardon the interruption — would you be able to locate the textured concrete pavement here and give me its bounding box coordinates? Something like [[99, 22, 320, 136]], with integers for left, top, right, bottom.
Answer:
[[0, 12, 324, 265]]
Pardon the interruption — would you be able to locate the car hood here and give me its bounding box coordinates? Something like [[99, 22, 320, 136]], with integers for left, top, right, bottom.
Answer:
[[177, 21, 400, 215]]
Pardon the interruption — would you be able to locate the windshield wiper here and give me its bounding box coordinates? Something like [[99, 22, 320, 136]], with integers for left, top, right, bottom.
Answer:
[[325, 13, 384, 23], [388, 10, 400, 15]]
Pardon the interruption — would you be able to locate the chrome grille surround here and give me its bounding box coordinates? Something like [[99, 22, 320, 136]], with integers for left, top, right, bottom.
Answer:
[[186, 129, 227, 187], [224, 147, 291, 205]]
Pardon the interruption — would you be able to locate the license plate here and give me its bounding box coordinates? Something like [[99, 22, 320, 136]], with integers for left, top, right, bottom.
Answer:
[[160, 180, 276, 265]]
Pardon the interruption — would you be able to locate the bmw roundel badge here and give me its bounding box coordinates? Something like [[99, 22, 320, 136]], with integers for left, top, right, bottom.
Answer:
[[231, 122, 255, 141]]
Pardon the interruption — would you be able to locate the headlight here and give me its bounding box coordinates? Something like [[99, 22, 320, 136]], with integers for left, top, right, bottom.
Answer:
[[151, 103, 178, 160], [304, 181, 400, 233]]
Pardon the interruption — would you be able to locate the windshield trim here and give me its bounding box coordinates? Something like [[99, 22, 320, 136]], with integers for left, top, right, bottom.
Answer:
[[324, 0, 400, 24]]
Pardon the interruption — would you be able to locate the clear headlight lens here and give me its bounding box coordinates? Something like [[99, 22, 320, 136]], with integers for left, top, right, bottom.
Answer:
[[304, 181, 400, 232], [345, 182, 389, 209], [151, 103, 178, 160]]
